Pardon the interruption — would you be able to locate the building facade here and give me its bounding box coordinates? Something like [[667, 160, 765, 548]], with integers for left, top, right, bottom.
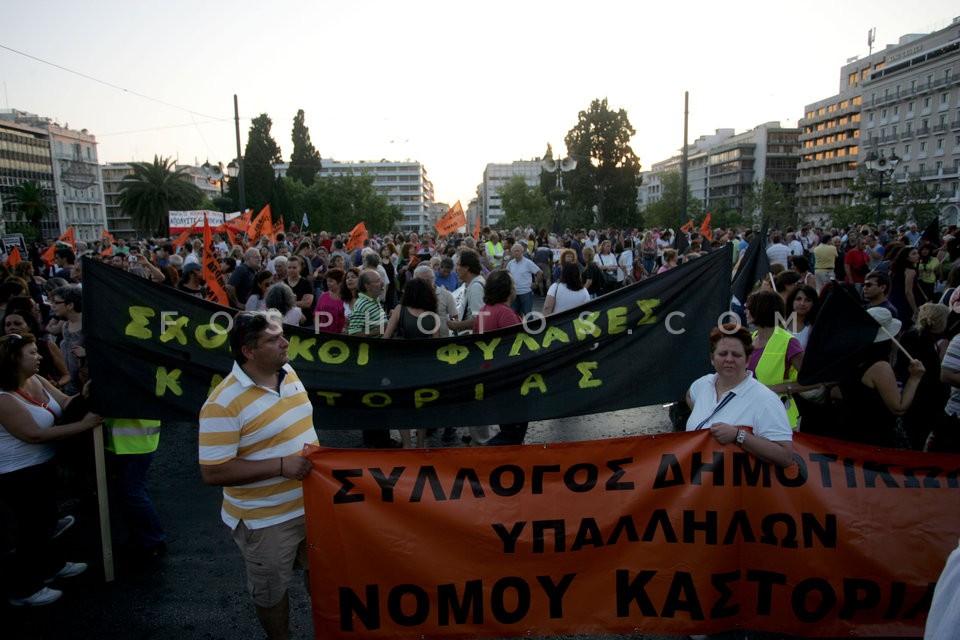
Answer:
[[0, 117, 56, 240], [0, 110, 107, 242], [101, 163, 136, 239], [639, 129, 735, 210], [275, 158, 435, 234], [479, 159, 542, 227], [859, 21, 960, 224]]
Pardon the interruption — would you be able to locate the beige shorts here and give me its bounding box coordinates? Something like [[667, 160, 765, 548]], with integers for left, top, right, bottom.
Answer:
[[231, 515, 308, 607]]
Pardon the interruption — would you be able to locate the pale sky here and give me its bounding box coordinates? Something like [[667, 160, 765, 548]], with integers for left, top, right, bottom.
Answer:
[[1, 1, 957, 205]]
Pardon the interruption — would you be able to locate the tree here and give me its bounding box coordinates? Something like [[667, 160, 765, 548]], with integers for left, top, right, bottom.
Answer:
[[240, 114, 283, 215], [287, 109, 322, 186], [642, 172, 703, 229], [119, 156, 203, 236], [563, 98, 642, 228], [7, 181, 51, 242], [743, 179, 796, 229], [892, 177, 947, 229], [498, 175, 552, 230], [289, 173, 401, 234]]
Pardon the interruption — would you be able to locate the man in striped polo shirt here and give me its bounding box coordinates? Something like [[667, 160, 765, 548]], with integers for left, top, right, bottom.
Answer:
[[199, 311, 318, 639]]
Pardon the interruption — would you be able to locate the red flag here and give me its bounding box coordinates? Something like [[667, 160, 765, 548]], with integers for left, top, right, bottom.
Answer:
[[700, 212, 713, 242], [247, 205, 273, 243], [41, 227, 76, 266], [202, 214, 229, 306], [473, 216, 481, 242], [4, 246, 21, 267], [680, 219, 694, 234], [434, 201, 466, 236], [345, 221, 368, 251]]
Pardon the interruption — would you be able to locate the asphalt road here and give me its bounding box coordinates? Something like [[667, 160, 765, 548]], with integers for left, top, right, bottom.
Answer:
[[5, 406, 698, 640]]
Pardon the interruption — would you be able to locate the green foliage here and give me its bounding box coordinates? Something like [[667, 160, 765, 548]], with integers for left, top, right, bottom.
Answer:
[[270, 175, 294, 220], [892, 177, 946, 229], [242, 114, 283, 214], [562, 98, 642, 228], [119, 156, 203, 236], [743, 179, 797, 229], [288, 173, 401, 234], [287, 109, 322, 187], [9, 181, 50, 225], [642, 172, 703, 229], [820, 202, 874, 229], [498, 175, 553, 230], [847, 170, 945, 228]]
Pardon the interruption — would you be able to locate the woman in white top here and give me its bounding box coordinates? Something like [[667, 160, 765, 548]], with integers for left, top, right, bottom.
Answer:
[[244, 270, 274, 312], [594, 240, 621, 291], [0, 333, 102, 606], [684, 324, 794, 467], [543, 262, 591, 316]]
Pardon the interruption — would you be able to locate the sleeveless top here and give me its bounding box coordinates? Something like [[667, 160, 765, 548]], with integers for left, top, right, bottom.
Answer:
[[0, 380, 63, 473], [399, 307, 438, 338]]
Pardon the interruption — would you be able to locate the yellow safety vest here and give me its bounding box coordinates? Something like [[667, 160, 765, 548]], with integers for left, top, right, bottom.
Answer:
[[752, 327, 800, 430], [104, 418, 161, 455], [485, 241, 504, 268]]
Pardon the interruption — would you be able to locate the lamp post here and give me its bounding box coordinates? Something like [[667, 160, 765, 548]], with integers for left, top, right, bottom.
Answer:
[[233, 94, 246, 212], [541, 150, 577, 233], [863, 150, 901, 229]]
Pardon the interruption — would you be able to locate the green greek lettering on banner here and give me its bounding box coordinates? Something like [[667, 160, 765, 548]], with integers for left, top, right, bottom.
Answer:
[[125, 306, 155, 340], [475, 339, 500, 361], [635, 298, 660, 326], [520, 374, 547, 396], [287, 336, 316, 362], [607, 306, 628, 334], [195, 323, 229, 350], [574, 312, 601, 340], [577, 362, 602, 389], [319, 340, 350, 365], [159, 315, 189, 345], [509, 333, 540, 356], [437, 344, 469, 365], [155, 367, 183, 396], [414, 388, 440, 408], [542, 326, 571, 348]]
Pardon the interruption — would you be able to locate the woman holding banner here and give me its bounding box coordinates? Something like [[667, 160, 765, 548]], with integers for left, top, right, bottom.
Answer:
[[0, 333, 102, 606], [685, 325, 794, 467]]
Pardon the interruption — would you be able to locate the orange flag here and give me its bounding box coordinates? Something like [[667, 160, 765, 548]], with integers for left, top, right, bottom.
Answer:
[[224, 209, 252, 234], [276, 215, 285, 236], [202, 214, 229, 306], [172, 221, 198, 250], [41, 227, 76, 266], [700, 212, 713, 242], [473, 216, 481, 242], [224, 226, 244, 251], [680, 219, 694, 234], [434, 200, 466, 236], [4, 246, 21, 267], [345, 221, 368, 251], [247, 205, 273, 243]]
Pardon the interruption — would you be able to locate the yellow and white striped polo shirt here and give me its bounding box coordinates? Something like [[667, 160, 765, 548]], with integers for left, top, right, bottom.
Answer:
[[199, 362, 318, 530]]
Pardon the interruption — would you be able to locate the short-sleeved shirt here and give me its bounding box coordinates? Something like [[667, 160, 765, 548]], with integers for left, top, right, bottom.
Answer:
[[685, 373, 792, 441], [348, 293, 386, 335], [813, 243, 838, 271], [506, 257, 541, 295], [199, 363, 318, 530], [314, 292, 345, 334], [473, 303, 521, 333]]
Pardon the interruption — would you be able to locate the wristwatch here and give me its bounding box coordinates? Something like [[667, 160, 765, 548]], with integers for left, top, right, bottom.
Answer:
[[735, 429, 747, 446]]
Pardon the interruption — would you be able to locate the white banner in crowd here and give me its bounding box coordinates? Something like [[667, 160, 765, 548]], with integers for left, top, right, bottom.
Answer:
[[168, 210, 243, 233]]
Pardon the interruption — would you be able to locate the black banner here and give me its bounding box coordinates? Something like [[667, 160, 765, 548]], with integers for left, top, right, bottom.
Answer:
[[83, 246, 732, 428]]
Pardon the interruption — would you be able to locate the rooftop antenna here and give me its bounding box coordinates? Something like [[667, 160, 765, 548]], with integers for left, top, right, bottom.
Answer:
[[868, 28, 876, 56]]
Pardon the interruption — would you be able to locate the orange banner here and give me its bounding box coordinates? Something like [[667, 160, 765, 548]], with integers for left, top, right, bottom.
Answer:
[[473, 215, 481, 241], [41, 226, 75, 266], [680, 219, 694, 234], [4, 246, 21, 266], [701, 212, 713, 241], [435, 200, 466, 236], [247, 204, 273, 243], [345, 221, 368, 251], [202, 214, 229, 306], [304, 432, 960, 639]]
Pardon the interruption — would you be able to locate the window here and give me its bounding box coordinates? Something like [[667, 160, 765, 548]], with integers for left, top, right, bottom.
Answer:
[[924, 97, 932, 108], [905, 144, 911, 154], [921, 141, 927, 151], [893, 106, 899, 115], [938, 138, 944, 149], [942, 92, 950, 105], [881, 109, 887, 118]]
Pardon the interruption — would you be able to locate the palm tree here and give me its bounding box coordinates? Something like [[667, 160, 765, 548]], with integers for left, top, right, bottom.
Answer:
[[10, 181, 50, 225], [119, 156, 203, 236]]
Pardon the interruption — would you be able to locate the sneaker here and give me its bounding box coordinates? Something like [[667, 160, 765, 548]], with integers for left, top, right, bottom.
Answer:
[[44, 561, 87, 584], [9, 586, 62, 606], [51, 515, 75, 539]]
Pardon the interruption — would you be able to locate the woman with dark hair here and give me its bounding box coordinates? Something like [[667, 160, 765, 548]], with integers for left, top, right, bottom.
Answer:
[[543, 262, 590, 315], [785, 284, 820, 349], [0, 333, 102, 606], [342, 267, 360, 325], [684, 324, 794, 467], [745, 290, 808, 430], [895, 302, 950, 449], [473, 271, 527, 446], [314, 268, 347, 334], [244, 270, 275, 312], [284, 255, 314, 319], [3, 305, 70, 389], [837, 307, 925, 447], [917, 242, 941, 304], [889, 245, 922, 330], [383, 278, 440, 448]]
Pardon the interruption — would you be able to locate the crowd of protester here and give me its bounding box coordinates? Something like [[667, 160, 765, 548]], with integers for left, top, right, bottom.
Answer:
[[3, 215, 960, 616]]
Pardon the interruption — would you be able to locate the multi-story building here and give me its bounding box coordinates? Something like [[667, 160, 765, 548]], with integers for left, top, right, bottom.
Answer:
[[275, 158, 435, 234], [479, 159, 542, 227], [0, 116, 56, 239], [0, 109, 107, 242], [101, 163, 136, 239], [639, 129, 735, 209], [799, 18, 960, 223], [859, 20, 960, 224]]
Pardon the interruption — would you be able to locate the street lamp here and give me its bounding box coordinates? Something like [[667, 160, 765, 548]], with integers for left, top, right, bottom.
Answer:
[[200, 161, 225, 195], [541, 151, 577, 233], [863, 150, 901, 228]]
